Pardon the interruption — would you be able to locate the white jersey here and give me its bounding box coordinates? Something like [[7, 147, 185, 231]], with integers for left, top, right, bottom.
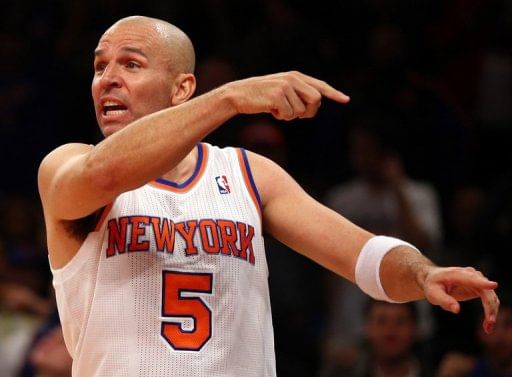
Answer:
[[51, 143, 276, 377]]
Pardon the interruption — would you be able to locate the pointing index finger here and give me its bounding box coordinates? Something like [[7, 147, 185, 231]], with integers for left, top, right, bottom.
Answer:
[[294, 72, 350, 104]]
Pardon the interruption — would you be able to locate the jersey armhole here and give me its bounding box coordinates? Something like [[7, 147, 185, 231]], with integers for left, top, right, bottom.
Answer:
[[94, 203, 113, 231], [236, 148, 263, 222]]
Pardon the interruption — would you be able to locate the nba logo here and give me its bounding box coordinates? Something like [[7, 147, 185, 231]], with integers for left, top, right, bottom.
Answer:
[[215, 175, 231, 194]]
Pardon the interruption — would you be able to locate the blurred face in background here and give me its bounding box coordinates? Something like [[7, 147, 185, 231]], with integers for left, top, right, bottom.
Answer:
[[236, 119, 287, 166], [349, 129, 387, 184], [364, 302, 418, 361]]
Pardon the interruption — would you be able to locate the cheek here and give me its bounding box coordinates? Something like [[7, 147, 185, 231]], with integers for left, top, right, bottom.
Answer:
[[132, 97, 167, 118], [135, 82, 173, 111], [91, 79, 101, 106], [398, 327, 416, 343]]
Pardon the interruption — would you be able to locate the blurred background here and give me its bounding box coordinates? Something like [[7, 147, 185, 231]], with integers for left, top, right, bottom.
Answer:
[[1, 0, 511, 376]]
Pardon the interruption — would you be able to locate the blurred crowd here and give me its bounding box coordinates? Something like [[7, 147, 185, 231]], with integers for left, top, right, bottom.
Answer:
[[1, 0, 511, 376]]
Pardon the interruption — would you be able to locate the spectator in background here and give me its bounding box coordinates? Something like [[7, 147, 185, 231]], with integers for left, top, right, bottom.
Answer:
[[0, 283, 50, 318], [0, 195, 52, 377], [0, 195, 51, 297], [442, 187, 487, 267], [321, 118, 441, 372], [479, 171, 512, 289], [18, 308, 72, 377], [437, 296, 512, 377], [0, 194, 52, 315], [359, 300, 430, 377], [431, 187, 488, 364], [431, 171, 511, 375], [343, 21, 470, 193], [321, 299, 430, 377], [325, 119, 442, 252]]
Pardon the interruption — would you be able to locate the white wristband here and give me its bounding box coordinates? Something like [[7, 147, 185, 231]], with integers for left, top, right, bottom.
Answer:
[[355, 236, 420, 303]]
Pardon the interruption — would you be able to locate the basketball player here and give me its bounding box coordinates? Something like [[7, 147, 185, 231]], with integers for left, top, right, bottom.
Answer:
[[38, 16, 499, 377]]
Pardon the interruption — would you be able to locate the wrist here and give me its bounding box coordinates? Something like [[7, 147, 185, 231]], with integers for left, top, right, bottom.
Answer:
[[414, 262, 437, 292], [355, 235, 421, 303], [215, 82, 242, 117]]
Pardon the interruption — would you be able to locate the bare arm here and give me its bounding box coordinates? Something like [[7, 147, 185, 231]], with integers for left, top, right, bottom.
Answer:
[[38, 71, 349, 222], [38, 89, 236, 221], [252, 153, 372, 282], [249, 152, 499, 334]]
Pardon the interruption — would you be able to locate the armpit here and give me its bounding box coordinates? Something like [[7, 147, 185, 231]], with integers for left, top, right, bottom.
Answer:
[[60, 207, 105, 241]]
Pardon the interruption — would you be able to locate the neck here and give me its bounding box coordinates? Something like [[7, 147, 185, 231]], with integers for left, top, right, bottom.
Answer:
[[160, 145, 198, 183]]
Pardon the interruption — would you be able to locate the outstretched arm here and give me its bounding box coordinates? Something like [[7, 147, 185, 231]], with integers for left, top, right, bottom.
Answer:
[[38, 71, 349, 222], [249, 152, 499, 334]]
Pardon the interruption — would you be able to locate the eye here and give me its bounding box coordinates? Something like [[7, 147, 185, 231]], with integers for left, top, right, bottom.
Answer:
[[126, 61, 141, 69], [94, 62, 107, 74]]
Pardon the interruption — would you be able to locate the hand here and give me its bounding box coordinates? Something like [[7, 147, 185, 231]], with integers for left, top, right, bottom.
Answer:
[[30, 326, 73, 375], [421, 266, 499, 334], [223, 71, 350, 120]]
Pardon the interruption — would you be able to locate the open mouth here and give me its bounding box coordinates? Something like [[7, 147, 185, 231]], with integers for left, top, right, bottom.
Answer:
[[102, 100, 127, 116]]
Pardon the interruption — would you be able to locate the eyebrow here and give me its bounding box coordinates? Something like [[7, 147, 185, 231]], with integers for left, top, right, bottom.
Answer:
[[94, 46, 148, 59]]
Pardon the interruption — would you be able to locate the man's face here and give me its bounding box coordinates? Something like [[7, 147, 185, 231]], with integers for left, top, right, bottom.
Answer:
[[91, 21, 175, 137], [349, 131, 385, 183], [364, 303, 417, 360]]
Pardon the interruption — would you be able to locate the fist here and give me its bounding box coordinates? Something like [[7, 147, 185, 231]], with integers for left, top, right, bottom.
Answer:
[[223, 71, 349, 121]]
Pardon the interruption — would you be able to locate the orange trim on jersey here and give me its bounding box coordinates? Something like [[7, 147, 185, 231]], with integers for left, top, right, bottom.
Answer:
[[236, 149, 263, 223], [94, 203, 113, 231], [148, 144, 209, 193]]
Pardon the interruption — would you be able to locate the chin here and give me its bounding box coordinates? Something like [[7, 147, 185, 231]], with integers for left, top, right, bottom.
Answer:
[[101, 123, 126, 137]]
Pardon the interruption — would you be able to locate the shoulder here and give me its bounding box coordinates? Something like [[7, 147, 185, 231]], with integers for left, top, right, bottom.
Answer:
[[241, 149, 283, 175], [38, 142, 95, 220], [242, 150, 304, 209], [40, 143, 94, 166], [38, 143, 94, 187]]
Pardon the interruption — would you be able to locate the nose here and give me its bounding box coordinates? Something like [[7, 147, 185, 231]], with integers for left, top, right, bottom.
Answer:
[[98, 64, 122, 89]]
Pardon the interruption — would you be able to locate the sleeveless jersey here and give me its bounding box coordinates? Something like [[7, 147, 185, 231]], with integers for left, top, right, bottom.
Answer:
[[51, 143, 276, 377]]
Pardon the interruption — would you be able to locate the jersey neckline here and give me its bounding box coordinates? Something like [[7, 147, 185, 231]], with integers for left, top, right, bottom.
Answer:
[[148, 143, 208, 193]]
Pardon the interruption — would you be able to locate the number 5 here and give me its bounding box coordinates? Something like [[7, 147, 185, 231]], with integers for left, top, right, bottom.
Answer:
[[161, 270, 213, 351]]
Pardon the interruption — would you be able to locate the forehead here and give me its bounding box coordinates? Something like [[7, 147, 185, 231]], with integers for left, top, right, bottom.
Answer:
[[95, 21, 163, 56], [370, 304, 413, 319]]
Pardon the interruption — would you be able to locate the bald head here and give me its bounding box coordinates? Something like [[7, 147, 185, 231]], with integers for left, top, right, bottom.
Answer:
[[107, 16, 196, 74], [93, 16, 198, 135]]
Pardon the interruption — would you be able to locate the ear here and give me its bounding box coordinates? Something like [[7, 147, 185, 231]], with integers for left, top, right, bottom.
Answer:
[[171, 73, 196, 106]]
